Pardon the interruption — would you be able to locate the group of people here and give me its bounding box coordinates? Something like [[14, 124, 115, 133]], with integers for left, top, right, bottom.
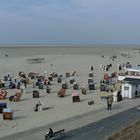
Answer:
[[117, 62, 132, 72], [100, 63, 112, 72]]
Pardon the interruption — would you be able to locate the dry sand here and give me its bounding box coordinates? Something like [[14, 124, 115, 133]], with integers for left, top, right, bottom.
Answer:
[[0, 46, 140, 138]]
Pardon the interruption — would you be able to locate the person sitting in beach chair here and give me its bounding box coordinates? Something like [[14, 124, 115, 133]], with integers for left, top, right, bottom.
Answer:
[[58, 89, 66, 97], [13, 91, 22, 102], [34, 100, 44, 112], [9, 90, 22, 102]]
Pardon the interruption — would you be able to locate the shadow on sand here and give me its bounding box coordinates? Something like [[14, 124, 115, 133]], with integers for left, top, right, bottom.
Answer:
[[20, 98, 30, 101], [80, 98, 89, 102], [43, 106, 54, 110], [13, 115, 27, 120]]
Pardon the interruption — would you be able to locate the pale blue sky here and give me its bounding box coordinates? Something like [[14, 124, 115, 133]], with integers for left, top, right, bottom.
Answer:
[[0, 0, 140, 45]]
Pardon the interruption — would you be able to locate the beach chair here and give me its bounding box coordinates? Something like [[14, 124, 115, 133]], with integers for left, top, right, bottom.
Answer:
[[66, 72, 70, 78], [69, 77, 75, 84], [0, 103, 7, 113], [88, 78, 94, 84], [71, 71, 78, 76], [113, 91, 122, 102], [88, 83, 95, 90], [13, 91, 22, 102], [58, 89, 66, 97], [0, 81, 5, 88], [62, 82, 68, 89], [72, 92, 80, 102], [57, 77, 62, 83], [0, 90, 7, 100], [48, 76, 53, 81], [50, 72, 58, 78], [89, 72, 94, 77], [3, 108, 13, 120], [73, 83, 79, 90], [81, 86, 87, 94], [33, 89, 40, 98], [39, 84, 44, 89]]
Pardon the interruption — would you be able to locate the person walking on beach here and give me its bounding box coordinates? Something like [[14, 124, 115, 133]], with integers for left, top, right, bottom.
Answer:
[[107, 95, 113, 110]]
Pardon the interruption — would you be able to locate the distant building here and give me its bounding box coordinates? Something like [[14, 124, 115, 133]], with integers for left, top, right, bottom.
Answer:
[[121, 78, 140, 99], [119, 66, 140, 98], [118, 66, 140, 81]]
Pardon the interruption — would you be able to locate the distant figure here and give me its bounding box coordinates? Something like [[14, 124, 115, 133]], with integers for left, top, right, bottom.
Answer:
[[107, 95, 113, 110], [46, 85, 50, 93], [34, 100, 44, 112], [17, 82, 20, 89], [5, 54, 8, 57], [44, 70, 48, 79], [90, 65, 94, 71], [51, 64, 52, 67], [33, 81, 36, 88]]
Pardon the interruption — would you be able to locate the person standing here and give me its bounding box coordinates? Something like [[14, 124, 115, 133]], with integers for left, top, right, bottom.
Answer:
[[46, 85, 50, 94], [44, 70, 48, 79], [107, 95, 113, 110]]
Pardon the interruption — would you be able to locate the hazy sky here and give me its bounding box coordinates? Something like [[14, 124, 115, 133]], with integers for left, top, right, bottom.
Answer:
[[0, 0, 140, 45]]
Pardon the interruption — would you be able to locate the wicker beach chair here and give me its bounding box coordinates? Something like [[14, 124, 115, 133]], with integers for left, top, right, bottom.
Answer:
[[13, 91, 22, 102], [0, 90, 7, 100]]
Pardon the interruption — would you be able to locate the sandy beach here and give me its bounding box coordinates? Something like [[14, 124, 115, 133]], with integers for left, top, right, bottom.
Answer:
[[0, 46, 140, 138]]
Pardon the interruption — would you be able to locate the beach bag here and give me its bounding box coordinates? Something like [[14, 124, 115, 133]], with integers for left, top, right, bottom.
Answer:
[[88, 100, 94, 105]]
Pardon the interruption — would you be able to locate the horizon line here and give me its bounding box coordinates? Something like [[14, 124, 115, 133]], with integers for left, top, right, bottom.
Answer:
[[0, 44, 140, 47]]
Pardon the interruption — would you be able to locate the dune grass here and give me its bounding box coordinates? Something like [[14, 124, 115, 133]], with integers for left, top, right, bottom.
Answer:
[[107, 120, 140, 140]]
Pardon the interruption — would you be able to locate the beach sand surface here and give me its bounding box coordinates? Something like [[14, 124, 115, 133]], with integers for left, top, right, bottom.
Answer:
[[0, 46, 140, 137]]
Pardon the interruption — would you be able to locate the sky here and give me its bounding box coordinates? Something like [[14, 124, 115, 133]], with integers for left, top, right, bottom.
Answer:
[[0, 0, 140, 45]]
